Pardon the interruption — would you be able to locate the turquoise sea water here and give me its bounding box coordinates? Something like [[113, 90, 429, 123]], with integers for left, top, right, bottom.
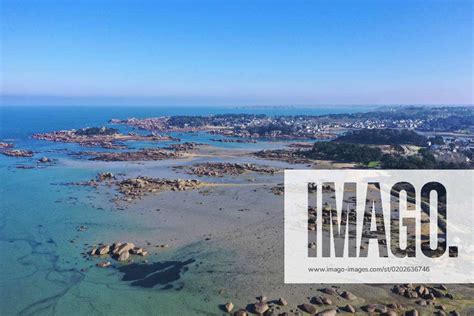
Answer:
[[0, 105, 372, 315]]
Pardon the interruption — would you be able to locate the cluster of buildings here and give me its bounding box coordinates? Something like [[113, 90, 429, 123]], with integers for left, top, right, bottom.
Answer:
[[429, 136, 474, 163]]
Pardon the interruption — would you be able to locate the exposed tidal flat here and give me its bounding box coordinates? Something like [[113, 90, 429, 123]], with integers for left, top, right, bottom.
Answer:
[[0, 106, 473, 315]]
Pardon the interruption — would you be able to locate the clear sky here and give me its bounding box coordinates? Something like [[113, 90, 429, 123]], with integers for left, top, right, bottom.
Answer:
[[0, 0, 472, 106]]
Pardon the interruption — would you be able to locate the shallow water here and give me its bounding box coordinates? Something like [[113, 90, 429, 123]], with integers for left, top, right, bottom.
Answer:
[[0, 105, 374, 315]]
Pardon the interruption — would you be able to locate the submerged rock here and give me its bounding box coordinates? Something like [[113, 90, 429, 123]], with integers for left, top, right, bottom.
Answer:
[[96, 261, 111, 268]]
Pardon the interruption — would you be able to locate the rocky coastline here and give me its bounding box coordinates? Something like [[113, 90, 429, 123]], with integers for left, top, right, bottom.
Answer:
[[33, 126, 178, 149]]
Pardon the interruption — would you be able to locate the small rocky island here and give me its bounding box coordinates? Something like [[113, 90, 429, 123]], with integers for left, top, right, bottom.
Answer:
[[33, 126, 177, 149], [1, 149, 34, 157], [74, 148, 182, 161], [88, 242, 149, 266], [0, 142, 14, 149], [117, 177, 207, 201], [175, 162, 279, 177]]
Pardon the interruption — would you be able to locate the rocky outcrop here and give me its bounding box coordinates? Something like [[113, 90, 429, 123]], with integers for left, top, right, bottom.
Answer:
[[165, 142, 203, 152], [97, 172, 115, 181], [177, 162, 278, 177], [253, 149, 310, 164], [89, 241, 148, 265], [117, 177, 206, 200], [38, 156, 52, 163], [0, 142, 14, 149], [392, 284, 454, 301], [75, 148, 182, 161], [33, 127, 177, 149], [1, 149, 34, 157]]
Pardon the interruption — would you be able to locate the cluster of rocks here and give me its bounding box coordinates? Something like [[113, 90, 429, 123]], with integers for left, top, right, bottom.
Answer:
[[1, 149, 34, 157], [271, 184, 284, 196], [117, 177, 205, 200], [253, 149, 311, 164], [222, 287, 460, 316], [222, 289, 356, 316], [210, 138, 257, 144], [75, 148, 182, 161], [0, 142, 14, 149], [272, 181, 316, 196], [393, 284, 452, 300], [33, 127, 177, 149], [178, 162, 278, 177], [164, 142, 203, 152], [391, 284, 459, 315], [96, 172, 116, 181], [223, 296, 285, 316], [90, 242, 148, 267], [38, 156, 52, 163], [220, 286, 462, 315], [65, 172, 116, 187]]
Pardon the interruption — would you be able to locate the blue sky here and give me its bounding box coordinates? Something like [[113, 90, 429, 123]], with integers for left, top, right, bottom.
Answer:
[[1, 0, 472, 106]]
